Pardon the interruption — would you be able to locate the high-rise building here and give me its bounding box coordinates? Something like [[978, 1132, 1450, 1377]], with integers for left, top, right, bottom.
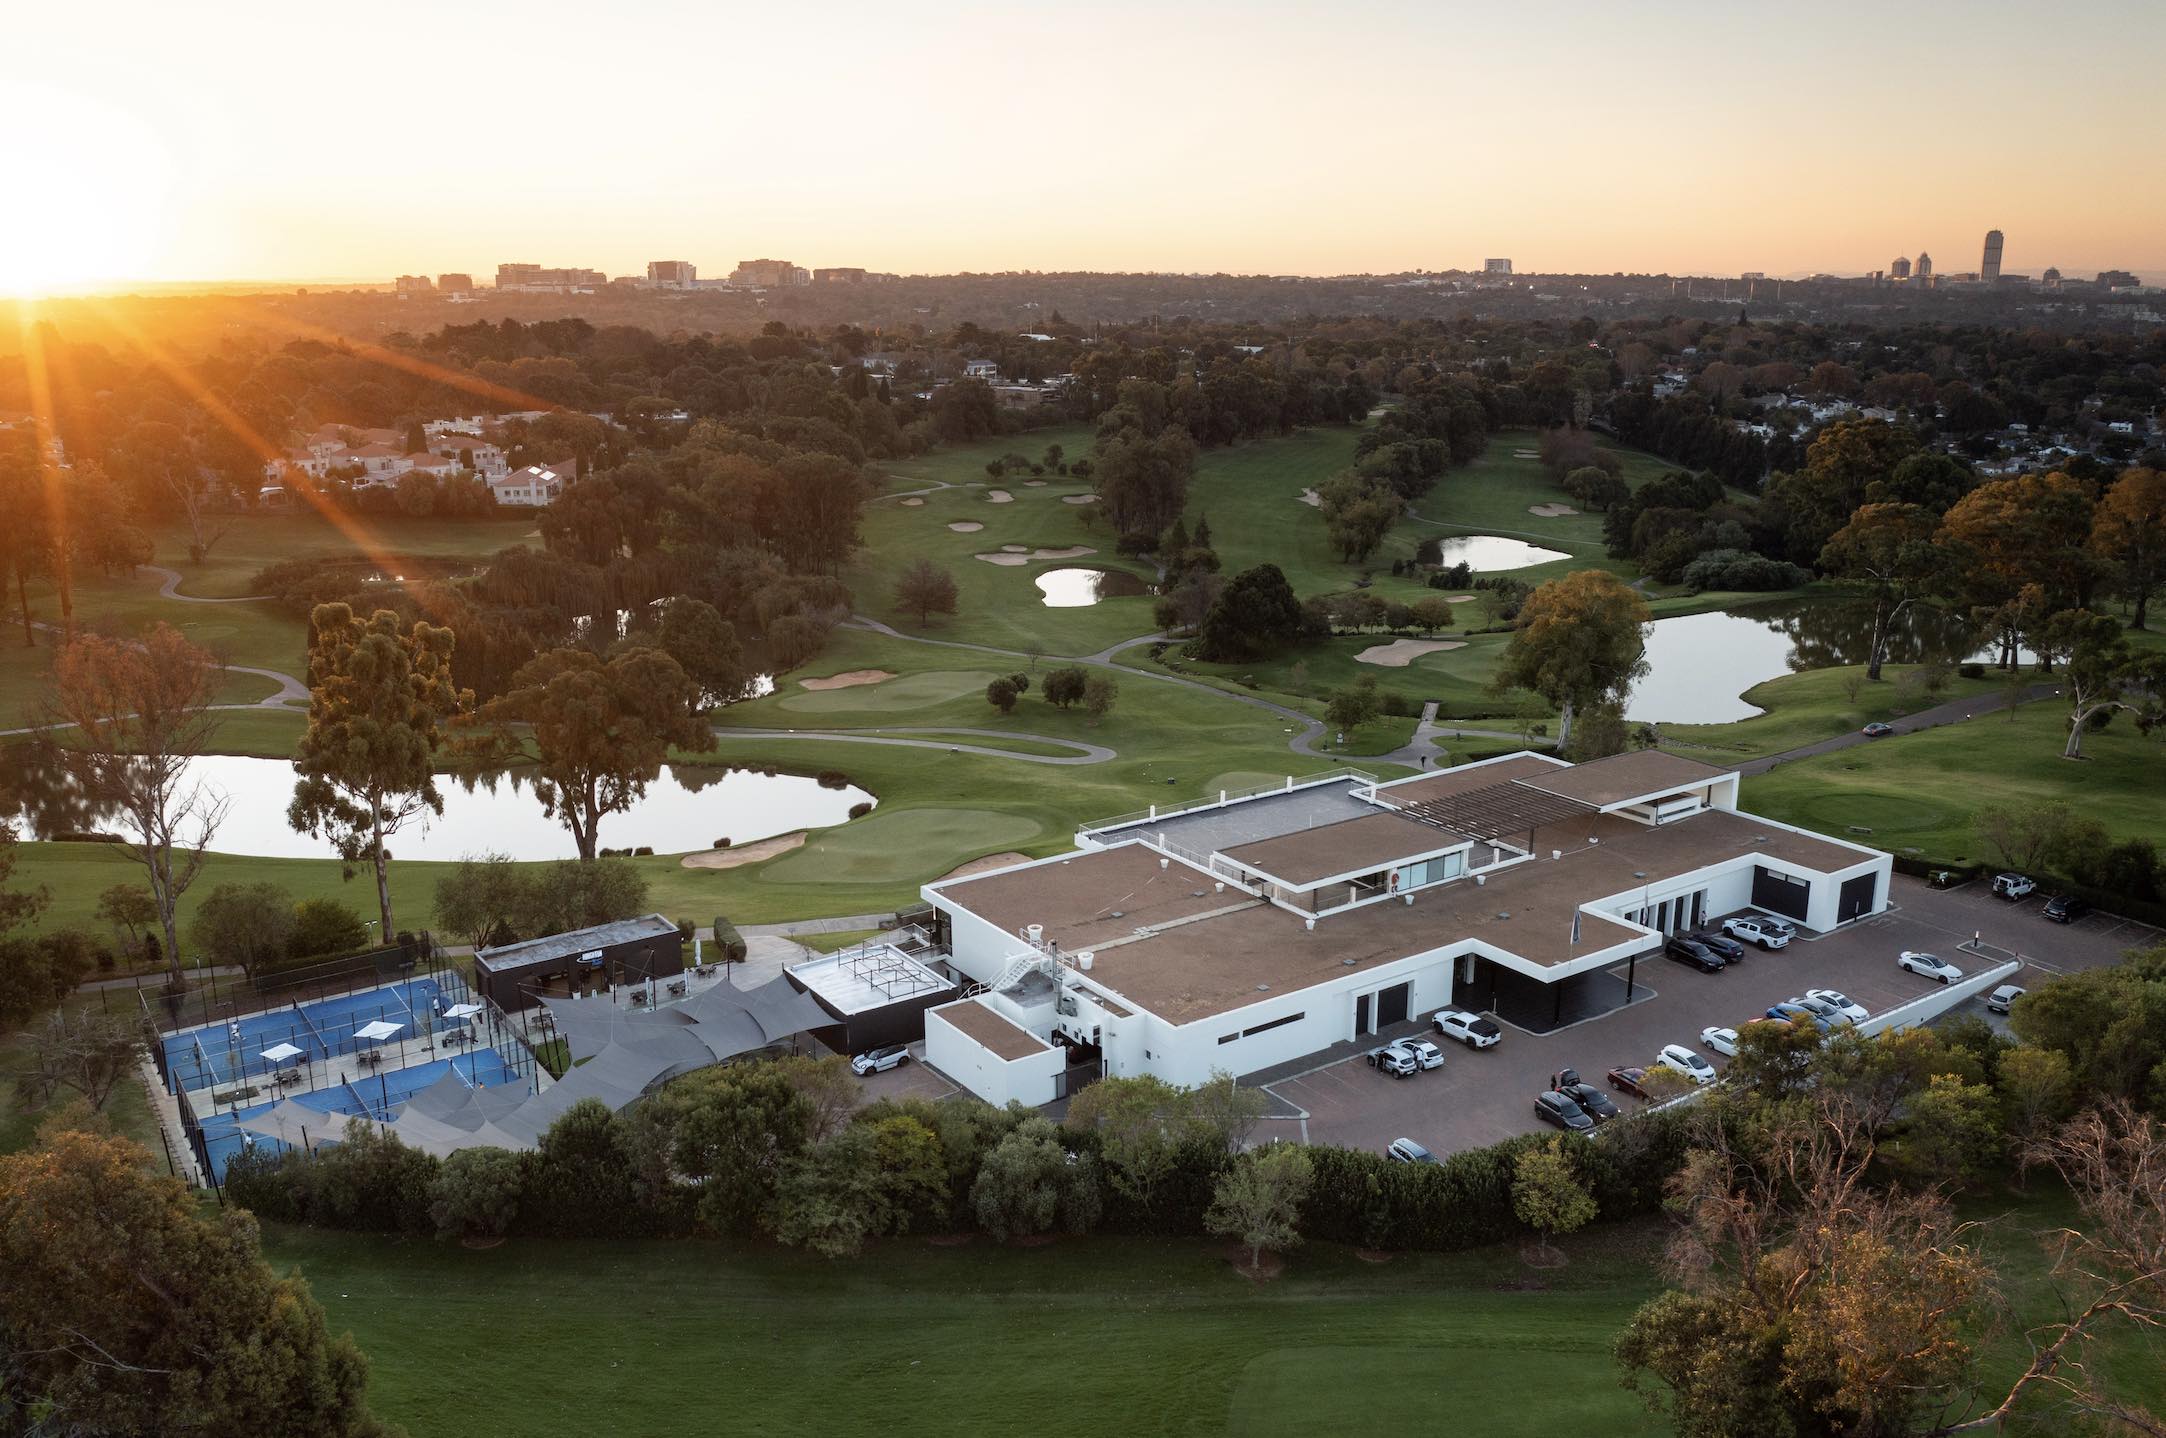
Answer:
[[1483, 258, 1512, 274], [728, 258, 810, 287], [496, 263, 606, 291], [1890, 256, 1912, 279], [393, 275, 434, 294], [437, 273, 474, 294], [1981, 230, 2004, 283], [1915, 252, 1933, 280], [646, 260, 696, 289], [2098, 269, 2139, 289]]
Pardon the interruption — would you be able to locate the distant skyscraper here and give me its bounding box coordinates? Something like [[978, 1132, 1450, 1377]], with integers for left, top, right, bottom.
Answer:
[[1915, 252, 1933, 280], [646, 260, 696, 289], [1981, 231, 2004, 282], [1890, 256, 1912, 279], [1483, 258, 1512, 274]]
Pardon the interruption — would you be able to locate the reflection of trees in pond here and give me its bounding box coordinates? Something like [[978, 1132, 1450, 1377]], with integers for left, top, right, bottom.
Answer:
[[2, 748, 144, 839], [1744, 600, 1989, 672]]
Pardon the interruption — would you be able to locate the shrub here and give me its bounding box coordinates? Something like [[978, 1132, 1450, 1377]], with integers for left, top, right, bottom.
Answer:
[[816, 769, 850, 789], [971, 1118, 1103, 1241], [287, 898, 368, 960], [1958, 662, 1985, 679], [847, 801, 873, 819], [710, 916, 747, 964], [430, 1146, 527, 1241], [1678, 548, 1811, 593]]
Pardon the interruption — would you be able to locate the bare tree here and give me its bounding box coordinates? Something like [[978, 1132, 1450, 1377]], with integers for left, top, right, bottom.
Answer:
[[48, 626, 228, 991], [1935, 1103, 2166, 1435]]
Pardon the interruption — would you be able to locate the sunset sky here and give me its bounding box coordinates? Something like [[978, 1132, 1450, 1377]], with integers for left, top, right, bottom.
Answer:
[[10, 0, 2165, 293]]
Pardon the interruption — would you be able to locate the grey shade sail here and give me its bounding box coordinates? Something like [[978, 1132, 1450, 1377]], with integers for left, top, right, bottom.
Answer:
[[235, 1100, 347, 1148], [381, 975, 836, 1157]]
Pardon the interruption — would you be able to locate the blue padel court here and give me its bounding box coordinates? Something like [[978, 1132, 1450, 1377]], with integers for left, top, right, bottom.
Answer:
[[194, 1049, 522, 1182], [160, 976, 456, 1094]]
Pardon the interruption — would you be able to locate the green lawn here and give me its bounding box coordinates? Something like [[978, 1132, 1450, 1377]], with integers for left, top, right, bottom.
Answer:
[[1660, 663, 2009, 759], [250, 1185, 2159, 1438], [879, 424, 1098, 491], [1741, 698, 2166, 863]]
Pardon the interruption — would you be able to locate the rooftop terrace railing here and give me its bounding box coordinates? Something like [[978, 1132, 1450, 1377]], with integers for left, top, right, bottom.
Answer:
[[1076, 768, 1380, 841]]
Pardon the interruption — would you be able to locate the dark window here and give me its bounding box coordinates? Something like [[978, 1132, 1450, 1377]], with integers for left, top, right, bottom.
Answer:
[[1234, 1012, 1305, 1040]]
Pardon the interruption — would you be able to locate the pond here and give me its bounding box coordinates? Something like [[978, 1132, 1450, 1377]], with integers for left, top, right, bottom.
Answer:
[[1626, 601, 2029, 725], [1036, 567, 1153, 607], [0, 754, 872, 861], [1428, 535, 1569, 571]]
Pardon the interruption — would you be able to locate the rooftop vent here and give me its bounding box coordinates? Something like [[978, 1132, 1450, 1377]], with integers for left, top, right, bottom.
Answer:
[[1552, 849, 1562, 860], [1496, 911, 1511, 920], [1159, 857, 1170, 870], [1110, 910, 1126, 919], [1476, 874, 1486, 886], [1026, 923, 1043, 945], [1255, 983, 1269, 992], [1079, 951, 1094, 971], [1304, 917, 1315, 932], [1342, 957, 1358, 967]]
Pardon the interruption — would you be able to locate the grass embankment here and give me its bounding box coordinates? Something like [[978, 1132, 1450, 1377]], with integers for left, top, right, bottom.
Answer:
[[254, 1184, 2159, 1438], [1660, 664, 2009, 759], [1741, 699, 2166, 863]]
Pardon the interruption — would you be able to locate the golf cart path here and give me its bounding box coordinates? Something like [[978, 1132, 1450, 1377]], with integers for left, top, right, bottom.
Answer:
[[1728, 682, 2059, 775], [144, 565, 266, 605], [709, 724, 1113, 765]]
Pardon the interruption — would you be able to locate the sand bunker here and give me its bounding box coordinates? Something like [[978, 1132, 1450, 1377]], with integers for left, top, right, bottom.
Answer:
[[1512, 450, 1539, 459], [899, 496, 925, 507], [976, 552, 1030, 566], [1032, 546, 1096, 559], [937, 850, 1033, 882], [978, 546, 1098, 565], [1298, 488, 1322, 507], [1062, 494, 1098, 505], [947, 521, 984, 533], [798, 669, 895, 691], [681, 831, 806, 869], [1023, 479, 1048, 487], [1528, 503, 1581, 518], [986, 489, 1013, 503], [1002, 544, 1029, 552], [1355, 639, 1468, 667]]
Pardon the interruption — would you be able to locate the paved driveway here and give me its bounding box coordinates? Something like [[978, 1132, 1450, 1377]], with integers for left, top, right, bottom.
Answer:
[[1262, 876, 2158, 1159]]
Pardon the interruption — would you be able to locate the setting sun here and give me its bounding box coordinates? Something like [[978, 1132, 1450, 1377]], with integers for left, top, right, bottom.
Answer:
[[0, 85, 174, 297]]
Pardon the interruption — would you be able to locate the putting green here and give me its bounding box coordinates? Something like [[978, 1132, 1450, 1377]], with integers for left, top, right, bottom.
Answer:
[[760, 808, 1047, 885], [1785, 789, 1968, 839], [776, 670, 1000, 714]]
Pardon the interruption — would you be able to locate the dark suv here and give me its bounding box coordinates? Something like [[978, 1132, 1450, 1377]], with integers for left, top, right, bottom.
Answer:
[[1535, 1090, 1597, 1132], [1664, 936, 1725, 972], [1690, 931, 1746, 962], [2042, 894, 2090, 924]]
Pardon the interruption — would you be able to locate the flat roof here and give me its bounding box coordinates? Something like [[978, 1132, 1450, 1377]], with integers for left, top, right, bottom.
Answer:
[[789, 947, 954, 1015], [935, 808, 1874, 1026], [933, 999, 1050, 1061], [1517, 750, 1731, 808], [1223, 811, 1465, 887], [939, 844, 1249, 955], [1100, 778, 1375, 852], [474, 913, 680, 972]]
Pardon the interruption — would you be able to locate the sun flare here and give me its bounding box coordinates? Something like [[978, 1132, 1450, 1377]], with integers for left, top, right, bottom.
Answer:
[[0, 85, 175, 297]]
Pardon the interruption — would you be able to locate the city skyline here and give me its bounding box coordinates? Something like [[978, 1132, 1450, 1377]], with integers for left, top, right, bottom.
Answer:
[[6, 0, 2165, 295]]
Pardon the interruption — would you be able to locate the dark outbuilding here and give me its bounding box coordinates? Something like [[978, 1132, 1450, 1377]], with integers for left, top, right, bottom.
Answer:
[[474, 913, 685, 1011]]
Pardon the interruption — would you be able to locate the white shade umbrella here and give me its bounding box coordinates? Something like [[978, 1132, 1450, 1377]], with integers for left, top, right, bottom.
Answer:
[[355, 1019, 405, 1042], [260, 1042, 305, 1063], [443, 1003, 484, 1020]]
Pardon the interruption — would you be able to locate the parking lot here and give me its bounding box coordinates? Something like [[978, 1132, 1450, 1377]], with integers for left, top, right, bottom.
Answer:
[[1257, 875, 2158, 1158]]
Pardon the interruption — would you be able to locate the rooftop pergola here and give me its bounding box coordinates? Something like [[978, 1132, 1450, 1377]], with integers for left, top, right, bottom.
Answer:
[[1389, 780, 1597, 850]]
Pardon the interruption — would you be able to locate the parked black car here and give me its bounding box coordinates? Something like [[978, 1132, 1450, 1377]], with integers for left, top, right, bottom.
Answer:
[[1690, 930, 1746, 962], [1664, 936, 1725, 972], [2042, 894, 2090, 924], [1561, 1081, 1622, 1123], [1535, 1090, 1597, 1132]]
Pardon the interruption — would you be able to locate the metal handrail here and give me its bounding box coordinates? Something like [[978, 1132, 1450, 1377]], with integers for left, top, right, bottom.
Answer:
[[1078, 768, 1380, 838]]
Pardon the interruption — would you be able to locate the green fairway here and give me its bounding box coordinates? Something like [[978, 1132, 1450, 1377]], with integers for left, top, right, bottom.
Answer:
[[249, 1182, 2159, 1438], [255, 1222, 1673, 1438], [1741, 698, 2166, 863]]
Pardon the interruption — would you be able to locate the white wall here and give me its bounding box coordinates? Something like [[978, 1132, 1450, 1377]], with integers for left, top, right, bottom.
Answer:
[[1860, 958, 2020, 1037], [924, 1002, 1063, 1108]]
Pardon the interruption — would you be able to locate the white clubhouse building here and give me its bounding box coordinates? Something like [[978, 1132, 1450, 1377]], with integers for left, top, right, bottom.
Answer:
[[918, 751, 1891, 1106]]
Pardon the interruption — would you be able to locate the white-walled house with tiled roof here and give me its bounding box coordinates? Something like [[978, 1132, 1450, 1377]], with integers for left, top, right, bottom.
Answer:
[[915, 751, 1891, 1106]]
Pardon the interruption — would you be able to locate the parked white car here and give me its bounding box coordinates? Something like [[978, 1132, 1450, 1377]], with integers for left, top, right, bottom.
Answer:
[[1700, 1026, 1740, 1057], [1991, 872, 2036, 901], [1898, 951, 1966, 984], [1806, 988, 1869, 1023], [1404, 1039, 1446, 1071], [1986, 984, 2026, 1014], [1721, 915, 1791, 950], [1431, 1010, 1502, 1049], [1791, 994, 1857, 1028], [1656, 1043, 1718, 1085], [850, 1045, 910, 1075]]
